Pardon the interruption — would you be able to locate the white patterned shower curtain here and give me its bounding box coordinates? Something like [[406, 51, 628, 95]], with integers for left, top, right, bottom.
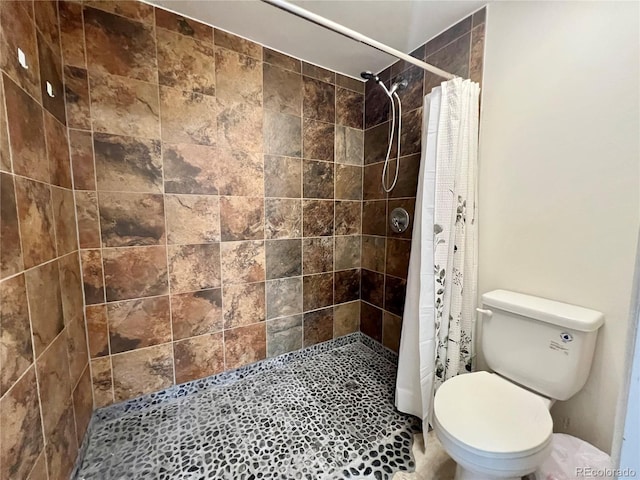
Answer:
[[395, 78, 480, 429]]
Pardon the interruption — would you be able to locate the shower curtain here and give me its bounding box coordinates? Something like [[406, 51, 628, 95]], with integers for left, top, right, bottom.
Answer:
[[395, 78, 480, 429]]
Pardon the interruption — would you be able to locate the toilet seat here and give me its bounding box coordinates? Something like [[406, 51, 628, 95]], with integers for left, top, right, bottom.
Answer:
[[433, 371, 553, 457]]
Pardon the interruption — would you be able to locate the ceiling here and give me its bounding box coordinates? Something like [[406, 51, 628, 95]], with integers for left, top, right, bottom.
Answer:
[[147, 0, 485, 79]]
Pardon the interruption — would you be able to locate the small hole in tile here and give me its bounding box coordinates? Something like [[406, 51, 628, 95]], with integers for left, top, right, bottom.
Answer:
[[46, 81, 55, 98], [18, 47, 28, 70]]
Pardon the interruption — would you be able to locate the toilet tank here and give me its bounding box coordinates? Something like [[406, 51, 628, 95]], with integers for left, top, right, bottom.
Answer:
[[481, 290, 604, 401]]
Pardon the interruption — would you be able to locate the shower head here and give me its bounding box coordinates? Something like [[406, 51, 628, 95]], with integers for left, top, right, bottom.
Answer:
[[360, 71, 380, 82], [389, 78, 409, 95]]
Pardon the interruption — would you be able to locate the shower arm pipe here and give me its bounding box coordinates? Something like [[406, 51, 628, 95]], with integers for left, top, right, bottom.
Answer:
[[261, 0, 457, 81]]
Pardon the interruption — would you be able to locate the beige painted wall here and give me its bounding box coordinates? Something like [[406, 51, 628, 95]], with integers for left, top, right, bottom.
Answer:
[[478, 1, 640, 452]]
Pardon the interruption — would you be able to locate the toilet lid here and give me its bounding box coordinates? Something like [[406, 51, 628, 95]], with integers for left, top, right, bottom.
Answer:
[[434, 371, 553, 455]]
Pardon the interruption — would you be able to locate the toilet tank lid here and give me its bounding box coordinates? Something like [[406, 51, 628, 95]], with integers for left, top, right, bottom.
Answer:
[[482, 290, 604, 332]]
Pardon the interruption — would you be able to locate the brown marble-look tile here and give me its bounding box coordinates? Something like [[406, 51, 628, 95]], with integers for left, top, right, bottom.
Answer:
[[472, 7, 486, 27], [424, 33, 471, 93], [360, 301, 383, 342], [264, 155, 301, 198], [0, 2, 41, 100], [58, 252, 84, 327], [303, 200, 334, 237], [26, 452, 47, 480], [44, 403, 78, 480], [163, 143, 218, 194], [361, 269, 384, 308], [220, 240, 265, 285], [69, 129, 96, 190], [112, 343, 174, 402], [66, 315, 89, 386], [155, 9, 213, 42], [335, 201, 362, 236], [72, 367, 93, 445], [384, 275, 407, 316], [157, 28, 215, 95], [0, 80, 9, 173], [303, 118, 334, 162], [383, 311, 403, 352], [174, 332, 225, 384], [75, 191, 100, 249], [216, 98, 263, 154], [165, 194, 220, 244], [303, 273, 333, 311], [224, 322, 267, 370], [215, 47, 262, 105], [302, 237, 333, 275], [364, 122, 390, 165], [223, 282, 265, 329], [108, 296, 171, 353], [265, 199, 302, 239], [266, 277, 302, 320], [336, 74, 365, 93], [335, 126, 363, 166], [303, 307, 333, 347], [168, 243, 221, 293], [361, 235, 386, 272], [103, 246, 168, 301], [334, 301, 360, 337], [264, 111, 301, 157], [363, 162, 385, 200], [36, 332, 72, 436], [171, 289, 223, 340], [334, 269, 360, 304], [0, 367, 44, 480], [91, 357, 114, 407], [59, 0, 86, 68], [336, 87, 364, 129], [264, 63, 302, 116], [303, 160, 334, 200], [0, 174, 23, 278], [387, 198, 416, 240], [214, 29, 262, 60], [303, 77, 335, 123], [86, 304, 109, 357], [266, 315, 302, 357], [398, 108, 422, 157], [391, 44, 426, 77], [25, 261, 63, 357], [84, 6, 157, 82], [80, 249, 105, 304], [386, 238, 411, 279], [265, 239, 302, 280], [15, 177, 56, 268], [0, 275, 32, 395], [99, 192, 165, 247], [424, 16, 472, 57], [216, 149, 264, 196], [44, 113, 72, 189], [3, 74, 48, 183], [392, 65, 424, 113], [90, 71, 160, 139], [160, 87, 216, 145], [51, 187, 78, 255], [37, 32, 66, 125], [362, 200, 387, 236], [470, 24, 485, 85], [335, 165, 362, 200], [220, 196, 264, 242], [365, 79, 389, 129], [264, 48, 301, 72], [388, 154, 420, 199], [94, 132, 163, 193], [64, 66, 91, 129], [85, 0, 155, 23], [302, 63, 335, 84], [335, 235, 361, 270]]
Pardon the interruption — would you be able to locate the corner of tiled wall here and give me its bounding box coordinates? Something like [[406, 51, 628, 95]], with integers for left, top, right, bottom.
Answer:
[[360, 7, 486, 353]]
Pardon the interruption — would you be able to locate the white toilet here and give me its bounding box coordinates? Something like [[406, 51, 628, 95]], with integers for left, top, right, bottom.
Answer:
[[433, 289, 604, 480]]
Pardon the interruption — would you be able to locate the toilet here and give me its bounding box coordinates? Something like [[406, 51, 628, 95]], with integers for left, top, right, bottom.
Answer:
[[433, 289, 604, 480]]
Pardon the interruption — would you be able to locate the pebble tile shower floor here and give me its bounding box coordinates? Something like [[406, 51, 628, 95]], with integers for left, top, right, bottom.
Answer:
[[75, 336, 419, 479]]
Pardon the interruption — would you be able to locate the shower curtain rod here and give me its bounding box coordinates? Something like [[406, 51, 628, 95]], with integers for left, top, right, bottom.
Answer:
[[261, 0, 457, 81]]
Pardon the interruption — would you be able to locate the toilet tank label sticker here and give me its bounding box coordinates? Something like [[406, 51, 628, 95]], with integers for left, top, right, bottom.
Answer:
[[549, 339, 570, 355]]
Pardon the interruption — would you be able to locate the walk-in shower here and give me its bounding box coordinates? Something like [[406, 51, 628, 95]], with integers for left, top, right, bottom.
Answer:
[[361, 71, 408, 192]]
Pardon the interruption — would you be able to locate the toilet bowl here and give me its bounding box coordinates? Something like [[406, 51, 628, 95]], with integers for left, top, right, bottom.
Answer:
[[431, 290, 604, 480], [433, 371, 553, 480]]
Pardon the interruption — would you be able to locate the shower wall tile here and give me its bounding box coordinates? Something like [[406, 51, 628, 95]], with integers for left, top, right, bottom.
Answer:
[[98, 192, 165, 247], [264, 48, 301, 73], [303, 200, 334, 237], [0, 81, 9, 173], [215, 48, 262, 105], [220, 240, 266, 285], [388, 154, 420, 199], [64, 66, 91, 129], [361, 236, 386, 273], [220, 196, 264, 241], [424, 33, 471, 93], [382, 311, 403, 353], [265, 198, 302, 239], [214, 29, 263, 60], [162, 143, 219, 194], [335, 126, 364, 166], [86, 304, 109, 358], [165, 194, 220, 244], [361, 269, 384, 308], [266, 315, 303, 357], [336, 74, 365, 93], [155, 9, 213, 42], [266, 239, 302, 280], [168, 243, 221, 293], [303, 159, 334, 199], [362, 200, 387, 236], [264, 110, 302, 157], [303, 307, 333, 347], [336, 87, 364, 129], [91, 357, 114, 408], [392, 65, 424, 113], [335, 201, 361, 236], [80, 249, 106, 305], [174, 332, 224, 384], [470, 23, 485, 84], [103, 246, 168, 301], [69, 129, 96, 191], [303, 77, 335, 123], [216, 98, 264, 154], [159, 87, 216, 145], [44, 112, 72, 189], [170, 289, 223, 340], [224, 323, 266, 370], [264, 63, 302, 115], [59, 0, 86, 68], [334, 269, 360, 304], [384, 275, 407, 316], [303, 237, 333, 275], [51, 186, 78, 255], [85, 0, 155, 24], [335, 235, 361, 270], [0, 174, 23, 278], [266, 277, 303, 320], [107, 296, 172, 353], [336, 165, 363, 200], [216, 149, 264, 197], [386, 238, 411, 279], [264, 155, 302, 198], [334, 301, 360, 337], [37, 31, 66, 125], [112, 344, 174, 402], [302, 62, 335, 84], [303, 118, 334, 162], [302, 273, 334, 311], [222, 282, 266, 329], [360, 301, 383, 342]]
